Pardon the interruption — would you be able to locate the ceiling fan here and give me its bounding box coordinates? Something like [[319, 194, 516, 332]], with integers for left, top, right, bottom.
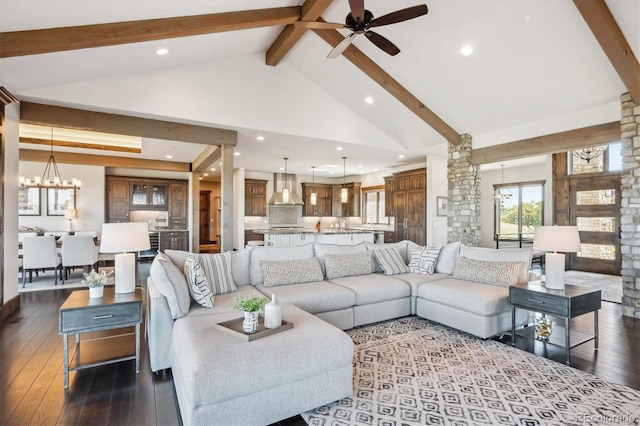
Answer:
[[294, 0, 428, 58]]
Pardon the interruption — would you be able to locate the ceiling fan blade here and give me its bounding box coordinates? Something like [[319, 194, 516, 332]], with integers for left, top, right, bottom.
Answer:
[[328, 33, 358, 58], [364, 31, 400, 56], [369, 4, 428, 27], [294, 21, 347, 30], [349, 0, 365, 22]]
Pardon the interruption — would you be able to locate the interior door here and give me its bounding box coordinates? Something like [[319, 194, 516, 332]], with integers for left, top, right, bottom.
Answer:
[[394, 192, 407, 241], [199, 191, 211, 244], [568, 175, 621, 275], [406, 189, 426, 245]]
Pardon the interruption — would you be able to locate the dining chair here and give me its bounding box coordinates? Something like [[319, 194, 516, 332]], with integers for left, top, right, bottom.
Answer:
[[18, 232, 37, 257], [61, 235, 100, 279], [22, 235, 63, 287]]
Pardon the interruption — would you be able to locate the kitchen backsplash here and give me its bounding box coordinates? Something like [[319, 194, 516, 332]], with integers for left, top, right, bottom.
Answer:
[[244, 215, 366, 230], [130, 210, 169, 229]]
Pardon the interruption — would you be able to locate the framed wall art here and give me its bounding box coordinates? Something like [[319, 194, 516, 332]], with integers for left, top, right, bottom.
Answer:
[[47, 188, 75, 216], [18, 187, 41, 216], [436, 196, 447, 217]]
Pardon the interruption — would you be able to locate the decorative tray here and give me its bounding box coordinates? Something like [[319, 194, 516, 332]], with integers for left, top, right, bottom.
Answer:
[[213, 317, 293, 342]]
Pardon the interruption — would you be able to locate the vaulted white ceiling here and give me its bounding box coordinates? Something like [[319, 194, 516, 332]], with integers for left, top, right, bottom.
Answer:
[[1, 0, 637, 177]]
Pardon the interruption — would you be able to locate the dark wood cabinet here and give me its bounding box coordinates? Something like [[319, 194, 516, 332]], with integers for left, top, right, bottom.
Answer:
[[332, 183, 361, 217], [244, 179, 267, 216], [159, 231, 189, 251], [106, 177, 130, 223], [168, 183, 188, 230], [301, 183, 332, 216], [130, 181, 168, 210], [384, 169, 426, 245]]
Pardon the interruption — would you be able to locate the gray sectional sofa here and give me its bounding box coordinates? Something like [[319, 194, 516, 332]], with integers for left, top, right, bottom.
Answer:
[[147, 239, 533, 425]]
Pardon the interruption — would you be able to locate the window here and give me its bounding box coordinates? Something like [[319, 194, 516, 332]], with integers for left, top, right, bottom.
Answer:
[[362, 186, 388, 225], [570, 142, 622, 175], [494, 181, 544, 245]]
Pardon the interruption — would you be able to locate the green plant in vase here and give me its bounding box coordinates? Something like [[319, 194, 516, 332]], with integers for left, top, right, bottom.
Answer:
[[83, 269, 113, 298], [234, 293, 267, 334]]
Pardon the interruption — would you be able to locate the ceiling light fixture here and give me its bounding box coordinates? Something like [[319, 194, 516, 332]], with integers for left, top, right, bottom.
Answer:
[[210, 168, 216, 171], [341, 157, 348, 203], [310, 166, 317, 206], [398, 154, 405, 159], [364, 96, 374, 104], [460, 45, 474, 56], [165, 154, 173, 159], [336, 147, 343, 151], [282, 158, 290, 204], [234, 152, 240, 156], [155, 47, 169, 56], [256, 136, 265, 141], [19, 128, 81, 190], [573, 146, 604, 163], [493, 164, 512, 205]]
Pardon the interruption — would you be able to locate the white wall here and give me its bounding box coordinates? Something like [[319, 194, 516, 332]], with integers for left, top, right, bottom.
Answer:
[[4, 103, 20, 306], [427, 155, 448, 246], [19, 162, 106, 234]]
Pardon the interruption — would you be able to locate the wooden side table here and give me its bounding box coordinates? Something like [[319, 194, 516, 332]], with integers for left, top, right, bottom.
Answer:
[[509, 282, 601, 365], [59, 287, 143, 389]]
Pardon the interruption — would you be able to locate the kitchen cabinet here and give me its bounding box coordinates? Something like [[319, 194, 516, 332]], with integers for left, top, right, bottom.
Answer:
[[106, 177, 130, 223], [130, 181, 168, 210], [168, 183, 188, 229], [159, 231, 189, 251], [245, 179, 267, 216], [301, 184, 332, 216], [331, 183, 361, 217], [384, 169, 426, 245]]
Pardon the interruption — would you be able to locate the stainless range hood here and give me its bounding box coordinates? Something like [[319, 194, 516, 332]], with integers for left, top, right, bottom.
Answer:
[[268, 173, 304, 205]]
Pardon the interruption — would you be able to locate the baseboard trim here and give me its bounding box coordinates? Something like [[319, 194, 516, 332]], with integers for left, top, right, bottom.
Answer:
[[2, 295, 20, 321]]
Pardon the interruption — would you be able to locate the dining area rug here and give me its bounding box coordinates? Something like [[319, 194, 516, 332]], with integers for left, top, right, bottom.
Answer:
[[302, 317, 640, 425]]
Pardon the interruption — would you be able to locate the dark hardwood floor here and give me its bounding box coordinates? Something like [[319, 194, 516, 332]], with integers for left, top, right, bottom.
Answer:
[[1, 264, 638, 425]]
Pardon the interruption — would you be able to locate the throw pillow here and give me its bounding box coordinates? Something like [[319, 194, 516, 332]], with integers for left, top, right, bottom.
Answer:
[[435, 241, 461, 274], [184, 256, 214, 308], [408, 246, 441, 275], [366, 241, 409, 272], [374, 246, 410, 275], [198, 252, 237, 295], [231, 247, 252, 285], [260, 257, 324, 287], [325, 252, 372, 280], [249, 244, 315, 285], [452, 256, 522, 287], [149, 253, 191, 319], [459, 245, 533, 284], [313, 242, 367, 275]]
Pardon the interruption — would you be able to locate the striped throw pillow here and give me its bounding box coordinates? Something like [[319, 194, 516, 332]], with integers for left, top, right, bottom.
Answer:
[[408, 246, 441, 275], [197, 252, 237, 295], [373, 246, 410, 275], [184, 256, 214, 308]]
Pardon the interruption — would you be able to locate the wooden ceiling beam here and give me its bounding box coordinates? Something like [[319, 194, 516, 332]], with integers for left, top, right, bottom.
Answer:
[[20, 149, 190, 172], [573, 0, 640, 102], [0, 7, 300, 58], [20, 102, 237, 145], [192, 145, 221, 173], [266, 0, 334, 66], [470, 121, 620, 165], [20, 136, 142, 153], [312, 28, 460, 145]]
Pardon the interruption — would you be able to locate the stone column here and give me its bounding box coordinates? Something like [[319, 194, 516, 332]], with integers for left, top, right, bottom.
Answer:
[[447, 134, 480, 246], [620, 92, 640, 319]]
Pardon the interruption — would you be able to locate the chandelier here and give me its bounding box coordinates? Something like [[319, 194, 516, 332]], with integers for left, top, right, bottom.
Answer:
[[493, 164, 511, 205], [19, 128, 81, 190], [573, 146, 604, 163]]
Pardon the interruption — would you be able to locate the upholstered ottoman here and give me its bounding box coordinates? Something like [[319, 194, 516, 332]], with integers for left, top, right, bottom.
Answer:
[[171, 303, 354, 426]]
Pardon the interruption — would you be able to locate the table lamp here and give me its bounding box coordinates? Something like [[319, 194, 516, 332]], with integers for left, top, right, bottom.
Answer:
[[64, 209, 77, 232], [100, 222, 150, 293], [532, 226, 581, 289]]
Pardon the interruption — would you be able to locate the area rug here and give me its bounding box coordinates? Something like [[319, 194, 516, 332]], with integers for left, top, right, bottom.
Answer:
[[564, 270, 622, 304], [18, 267, 115, 293], [302, 317, 640, 426]]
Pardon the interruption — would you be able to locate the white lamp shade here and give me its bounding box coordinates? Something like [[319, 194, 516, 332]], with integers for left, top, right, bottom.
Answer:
[[100, 222, 150, 253], [532, 226, 581, 253], [64, 209, 77, 219]]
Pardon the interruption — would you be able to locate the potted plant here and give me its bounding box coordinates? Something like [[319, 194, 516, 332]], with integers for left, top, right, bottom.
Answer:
[[233, 293, 268, 334], [83, 269, 113, 298]]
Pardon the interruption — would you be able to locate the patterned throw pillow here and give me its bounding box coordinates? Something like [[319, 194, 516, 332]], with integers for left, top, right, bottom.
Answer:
[[408, 246, 441, 275], [374, 246, 410, 275], [325, 252, 372, 280], [452, 256, 523, 287], [197, 252, 237, 295], [260, 257, 324, 287], [184, 256, 214, 308]]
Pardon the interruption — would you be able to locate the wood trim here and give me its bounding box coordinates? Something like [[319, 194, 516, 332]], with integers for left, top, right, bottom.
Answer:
[[192, 145, 221, 173], [0, 7, 301, 58], [573, 0, 640, 103], [20, 102, 237, 145], [471, 121, 620, 165], [20, 149, 190, 172], [266, 0, 333, 66], [2, 295, 20, 321], [20, 137, 142, 153], [0, 87, 19, 105], [312, 27, 460, 145], [362, 185, 385, 192]]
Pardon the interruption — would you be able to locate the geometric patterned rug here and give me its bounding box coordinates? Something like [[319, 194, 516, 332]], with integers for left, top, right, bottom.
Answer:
[[302, 317, 640, 425]]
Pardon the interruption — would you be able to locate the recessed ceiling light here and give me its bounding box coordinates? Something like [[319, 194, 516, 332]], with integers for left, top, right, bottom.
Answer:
[[256, 136, 265, 141], [280, 167, 284, 171], [364, 96, 374, 104], [234, 152, 240, 156], [210, 168, 216, 171], [336, 147, 343, 151], [398, 155, 405, 159], [204, 173, 209, 176], [460, 45, 473, 56], [156, 47, 169, 56], [165, 154, 173, 159], [199, 177, 203, 180], [523, 13, 532, 22]]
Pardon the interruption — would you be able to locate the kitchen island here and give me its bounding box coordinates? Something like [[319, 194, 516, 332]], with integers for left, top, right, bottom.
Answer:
[[251, 228, 376, 247]]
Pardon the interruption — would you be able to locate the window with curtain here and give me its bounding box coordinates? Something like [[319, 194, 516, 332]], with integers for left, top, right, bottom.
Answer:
[[494, 181, 544, 247]]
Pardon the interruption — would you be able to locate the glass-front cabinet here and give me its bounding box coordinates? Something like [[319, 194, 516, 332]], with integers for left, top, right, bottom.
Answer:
[[130, 182, 168, 209]]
